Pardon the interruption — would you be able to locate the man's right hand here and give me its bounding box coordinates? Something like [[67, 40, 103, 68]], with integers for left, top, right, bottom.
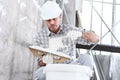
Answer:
[[38, 60, 46, 67]]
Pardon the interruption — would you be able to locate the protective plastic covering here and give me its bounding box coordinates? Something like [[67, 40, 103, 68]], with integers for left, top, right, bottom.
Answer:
[[109, 54, 120, 80]]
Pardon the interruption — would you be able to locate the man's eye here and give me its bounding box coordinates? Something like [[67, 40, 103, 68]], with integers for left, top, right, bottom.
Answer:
[[53, 18, 56, 20], [47, 19, 51, 21]]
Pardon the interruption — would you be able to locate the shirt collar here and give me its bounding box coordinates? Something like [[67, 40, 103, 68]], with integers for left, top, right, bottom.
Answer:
[[46, 24, 63, 36]]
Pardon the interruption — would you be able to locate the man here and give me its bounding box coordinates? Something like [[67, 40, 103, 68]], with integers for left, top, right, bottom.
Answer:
[[34, 1, 99, 80]]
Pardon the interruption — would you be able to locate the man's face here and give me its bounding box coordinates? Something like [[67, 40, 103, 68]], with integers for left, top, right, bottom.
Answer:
[[45, 15, 61, 33]]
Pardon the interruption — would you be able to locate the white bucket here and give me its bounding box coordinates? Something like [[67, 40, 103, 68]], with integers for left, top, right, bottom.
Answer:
[[45, 64, 93, 80]]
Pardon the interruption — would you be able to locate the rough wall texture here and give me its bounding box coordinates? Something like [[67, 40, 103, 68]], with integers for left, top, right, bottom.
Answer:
[[0, 0, 43, 80], [0, 0, 76, 80]]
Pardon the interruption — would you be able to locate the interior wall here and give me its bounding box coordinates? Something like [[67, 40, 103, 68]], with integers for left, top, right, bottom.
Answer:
[[0, 0, 77, 80], [0, 0, 43, 80]]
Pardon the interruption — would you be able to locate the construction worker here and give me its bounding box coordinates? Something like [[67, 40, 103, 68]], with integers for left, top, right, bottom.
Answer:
[[34, 1, 99, 80]]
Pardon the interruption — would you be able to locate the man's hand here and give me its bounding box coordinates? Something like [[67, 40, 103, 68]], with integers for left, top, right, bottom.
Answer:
[[82, 31, 99, 43], [38, 60, 46, 67]]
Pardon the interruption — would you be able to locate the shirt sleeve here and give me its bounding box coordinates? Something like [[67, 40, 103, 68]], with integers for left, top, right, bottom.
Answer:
[[32, 32, 47, 60], [76, 29, 90, 45], [65, 24, 90, 46], [33, 32, 42, 46]]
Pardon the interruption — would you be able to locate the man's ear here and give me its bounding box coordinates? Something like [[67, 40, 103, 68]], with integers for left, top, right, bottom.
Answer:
[[59, 15, 62, 19]]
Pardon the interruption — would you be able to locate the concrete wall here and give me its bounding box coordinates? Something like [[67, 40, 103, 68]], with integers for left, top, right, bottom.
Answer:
[[0, 0, 76, 80], [0, 0, 44, 80], [62, 0, 76, 25]]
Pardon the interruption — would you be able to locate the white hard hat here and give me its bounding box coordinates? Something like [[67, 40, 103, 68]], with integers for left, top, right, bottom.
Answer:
[[40, 1, 62, 20]]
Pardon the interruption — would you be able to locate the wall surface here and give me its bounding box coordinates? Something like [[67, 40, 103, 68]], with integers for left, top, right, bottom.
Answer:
[[0, 0, 76, 80], [0, 0, 43, 80]]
